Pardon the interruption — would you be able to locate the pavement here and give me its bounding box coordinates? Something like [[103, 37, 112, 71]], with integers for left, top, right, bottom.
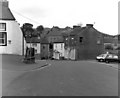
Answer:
[[1, 54, 49, 96], [1, 54, 118, 96]]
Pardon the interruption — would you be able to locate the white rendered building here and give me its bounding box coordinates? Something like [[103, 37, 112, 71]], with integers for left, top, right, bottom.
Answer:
[[0, 0, 25, 55]]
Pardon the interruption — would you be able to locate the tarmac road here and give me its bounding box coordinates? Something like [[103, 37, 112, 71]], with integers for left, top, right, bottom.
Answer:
[[2, 59, 118, 96]]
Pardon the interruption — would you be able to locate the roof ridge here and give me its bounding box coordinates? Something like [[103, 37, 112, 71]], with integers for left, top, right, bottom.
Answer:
[[0, 2, 15, 20]]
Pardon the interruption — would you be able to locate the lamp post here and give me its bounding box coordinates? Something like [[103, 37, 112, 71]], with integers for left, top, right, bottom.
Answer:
[[67, 33, 70, 60], [38, 35, 40, 58], [29, 31, 32, 59]]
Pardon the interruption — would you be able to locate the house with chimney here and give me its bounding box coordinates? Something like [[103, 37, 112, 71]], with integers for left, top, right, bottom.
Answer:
[[40, 27, 72, 60], [40, 27, 64, 59], [0, 0, 25, 55], [40, 37, 50, 59], [40, 25, 105, 60], [25, 37, 41, 54], [63, 24, 105, 60]]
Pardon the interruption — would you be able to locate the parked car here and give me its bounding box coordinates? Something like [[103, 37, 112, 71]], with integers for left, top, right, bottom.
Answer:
[[96, 54, 108, 62], [104, 54, 120, 63]]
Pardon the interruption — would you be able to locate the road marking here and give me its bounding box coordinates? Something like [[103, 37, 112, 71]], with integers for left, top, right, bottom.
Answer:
[[1, 63, 52, 72], [20, 63, 51, 72], [30, 63, 51, 71]]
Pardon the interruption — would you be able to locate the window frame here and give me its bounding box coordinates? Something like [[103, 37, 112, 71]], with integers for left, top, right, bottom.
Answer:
[[0, 32, 7, 46], [79, 37, 83, 43], [35, 49, 37, 54], [0, 23, 6, 31]]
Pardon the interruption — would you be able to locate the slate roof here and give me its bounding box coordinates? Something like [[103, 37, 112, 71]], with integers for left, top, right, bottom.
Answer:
[[41, 28, 51, 37], [70, 27, 85, 36], [46, 27, 73, 37], [25, 37, 41, 43], [46, 28, 63, 36], [40, 37, 49, 44], [0, 1, 15, 20]]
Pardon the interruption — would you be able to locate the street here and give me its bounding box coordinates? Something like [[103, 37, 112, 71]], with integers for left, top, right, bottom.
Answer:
[[1, 55, 118, 96]]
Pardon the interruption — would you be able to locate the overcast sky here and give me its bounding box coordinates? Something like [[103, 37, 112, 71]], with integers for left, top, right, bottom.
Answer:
[[8, 0, 118, 35]]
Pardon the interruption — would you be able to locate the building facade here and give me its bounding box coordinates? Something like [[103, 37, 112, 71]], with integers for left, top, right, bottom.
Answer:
[[25, 37, 41, 54], [40, 37, 50, 59], [63, 24, 105, 60], [0, 0, 24, 55], [40, 27, 65, 59]]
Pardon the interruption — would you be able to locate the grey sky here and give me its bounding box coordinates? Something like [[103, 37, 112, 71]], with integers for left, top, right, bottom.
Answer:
[[9, 0, 118, 35]]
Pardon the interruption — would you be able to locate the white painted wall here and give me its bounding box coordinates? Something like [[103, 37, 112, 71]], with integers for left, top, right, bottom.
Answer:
[[53, 43, 64, 59], [64, 48, 70, 59], [69, 48, 76, 60], [0, 20, 24, 55], [23, 37, 27, 55], [26, 43, 41, 54], [64, 48, 76, 60]]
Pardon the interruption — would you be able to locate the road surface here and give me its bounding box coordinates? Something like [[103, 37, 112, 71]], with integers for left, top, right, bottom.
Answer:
[[2, 59, 118, 96]]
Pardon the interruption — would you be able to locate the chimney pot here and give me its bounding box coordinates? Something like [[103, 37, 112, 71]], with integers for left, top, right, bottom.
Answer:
[[86, 24, 93, 27], [0, 0, 9, 7]]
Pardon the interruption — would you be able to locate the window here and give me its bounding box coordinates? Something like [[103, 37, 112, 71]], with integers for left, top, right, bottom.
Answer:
[[113, 55, 118, 58], [55, 44, 57, 48], [61, 44, 63, 49], [0, 23, 6, 31], [49, 43, 53, 49], [0, 32, 7, 46], [71, 37, 74, 40], [107, 55, 113, 58], [32, 43, 37, 47], [97, 40, 101, 44], [43, 46, 45, 49], [79, 37, 83, 43], [54, 38, 56, 41], [35, 49, 37, 54], [65, 38, 68, 40], [97, 36, 101, 44]]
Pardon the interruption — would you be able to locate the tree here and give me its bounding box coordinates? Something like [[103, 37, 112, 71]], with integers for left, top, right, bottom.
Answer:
[[21, 23, 34, 38], [36, 25, 44, 37], [105, 44, 114, 50], [115, 46, 120, 50]]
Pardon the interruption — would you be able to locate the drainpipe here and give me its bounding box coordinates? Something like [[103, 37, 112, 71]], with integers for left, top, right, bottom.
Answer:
[[22, 34, 24, 56], [68, 34, 71, 60]]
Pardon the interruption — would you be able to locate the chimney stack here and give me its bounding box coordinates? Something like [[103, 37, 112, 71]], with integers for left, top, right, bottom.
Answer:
[[86, 24, 93, 27], [0, 0, 9, 7], [73, 25, 81, 29]]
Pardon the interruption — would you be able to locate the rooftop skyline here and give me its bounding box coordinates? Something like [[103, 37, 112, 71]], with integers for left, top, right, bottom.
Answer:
[[8, 0, 118, 35]]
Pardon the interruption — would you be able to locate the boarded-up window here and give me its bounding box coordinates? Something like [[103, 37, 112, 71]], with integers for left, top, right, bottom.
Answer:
[[0, 32, 7, 46], [43, 46, 45, 49], [49, 43, 53, 49], [79, 37, 83, 43], [0, 23, 6, 31]]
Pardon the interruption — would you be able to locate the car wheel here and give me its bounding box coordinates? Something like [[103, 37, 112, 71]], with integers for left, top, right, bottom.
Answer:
[[100, 59, 103, 62], [98, 60, 100, 62], [106, 60, 109, 63]]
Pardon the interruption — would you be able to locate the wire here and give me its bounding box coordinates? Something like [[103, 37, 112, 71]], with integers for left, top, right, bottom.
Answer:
[[11, 9, 40, 25]]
